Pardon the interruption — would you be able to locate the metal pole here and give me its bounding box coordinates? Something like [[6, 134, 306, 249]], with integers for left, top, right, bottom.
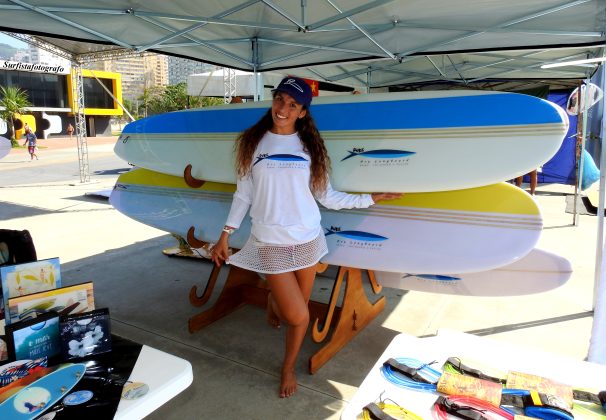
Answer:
[[252, 38, 261, 102], [575, 77, 591, 226], [594, 61, 606, 309], [71, 64, 90, 183], [573, 81, 584, 225]]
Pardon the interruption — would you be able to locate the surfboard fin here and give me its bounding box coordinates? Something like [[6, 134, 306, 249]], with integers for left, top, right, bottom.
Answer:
[[184, 164, 205, 188], [187, 226, 208, 249]]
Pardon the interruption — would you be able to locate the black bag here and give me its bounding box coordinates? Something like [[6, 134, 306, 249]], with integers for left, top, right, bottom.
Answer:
[[0, 229, 37, 266]]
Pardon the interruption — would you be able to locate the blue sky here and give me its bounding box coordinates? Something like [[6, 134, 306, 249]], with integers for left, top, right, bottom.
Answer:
[[0, 33, 27, 49]]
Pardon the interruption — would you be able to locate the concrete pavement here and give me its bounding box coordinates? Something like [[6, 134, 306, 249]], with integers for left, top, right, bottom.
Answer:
[[0, 138, 601, 419]]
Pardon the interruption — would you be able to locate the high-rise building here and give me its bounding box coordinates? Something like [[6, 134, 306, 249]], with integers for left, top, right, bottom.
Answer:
[[167, 56, 215, 85], [89, 53, 168, 101], [6, 45, 71, 68], [26, 45, 71, 68]]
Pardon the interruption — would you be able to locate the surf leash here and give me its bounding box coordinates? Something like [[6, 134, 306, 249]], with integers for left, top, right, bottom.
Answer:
[[362, 400, 423, 420], [380, 358, 441, 392], [433, 395, 514, 420], [381, 358, 576, 419], [444, 357, 606, 413]]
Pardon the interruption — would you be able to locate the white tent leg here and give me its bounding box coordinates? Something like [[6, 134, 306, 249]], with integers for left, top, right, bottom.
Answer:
[[588, 61, 606, 363], [574, 78, 591, 226]]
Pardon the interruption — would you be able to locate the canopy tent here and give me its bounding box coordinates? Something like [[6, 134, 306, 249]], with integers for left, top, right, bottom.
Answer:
[[1, 1, 606, 362], [0, 0, 604, 90]]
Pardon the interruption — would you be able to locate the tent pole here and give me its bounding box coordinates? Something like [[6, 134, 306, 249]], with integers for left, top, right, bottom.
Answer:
[[588, 62, 606, 363], [575, 77, 591, 226], [594, 62, 606, 310], [573, 80, 584, 225], [252, 38, 261, 102]]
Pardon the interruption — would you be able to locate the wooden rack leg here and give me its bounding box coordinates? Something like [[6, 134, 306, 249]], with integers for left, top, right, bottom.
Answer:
[[189, 263, 221, 307], [188, 266, 267, 333], [308, 267, 385, 374]]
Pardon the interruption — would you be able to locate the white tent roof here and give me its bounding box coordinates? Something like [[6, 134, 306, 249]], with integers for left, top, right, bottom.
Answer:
[[0, 0, 604, 89]]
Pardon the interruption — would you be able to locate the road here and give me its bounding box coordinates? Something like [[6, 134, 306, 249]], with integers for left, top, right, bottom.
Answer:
[[0, 137, 130, 187]]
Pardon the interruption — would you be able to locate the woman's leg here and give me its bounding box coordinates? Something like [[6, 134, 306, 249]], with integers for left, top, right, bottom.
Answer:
[[266, 292, 281, 328], [529, 170, 538, 195], [265, 265, 317, 398]]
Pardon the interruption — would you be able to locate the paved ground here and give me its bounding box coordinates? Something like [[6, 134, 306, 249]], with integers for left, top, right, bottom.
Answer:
[[0, 138, 602, 419]]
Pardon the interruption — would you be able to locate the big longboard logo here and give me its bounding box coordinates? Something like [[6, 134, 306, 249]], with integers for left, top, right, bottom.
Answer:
[[402, 274, 462, 283], [324, 225, 386, 250], [340, 147, 415, 167], [254, 153, 308, 169]]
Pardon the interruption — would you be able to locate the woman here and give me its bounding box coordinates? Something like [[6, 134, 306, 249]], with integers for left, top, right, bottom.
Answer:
[[211, 77, 401, 398]]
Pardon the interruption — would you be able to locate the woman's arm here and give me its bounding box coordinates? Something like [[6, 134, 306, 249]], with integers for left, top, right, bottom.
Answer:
[[210, 175, 253, 266], [315, 179, 403, 210]]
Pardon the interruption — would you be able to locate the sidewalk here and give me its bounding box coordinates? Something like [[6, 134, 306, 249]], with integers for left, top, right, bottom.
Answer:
[[23, 135, 118, 152], [0, 145, 602, 419]]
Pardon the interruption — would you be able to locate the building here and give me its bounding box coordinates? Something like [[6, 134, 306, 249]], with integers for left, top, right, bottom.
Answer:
[[0, 60, 123, 138], [167, 56, 215, 85], [90, 53, 168, 101], [26, 45, 71, 69]]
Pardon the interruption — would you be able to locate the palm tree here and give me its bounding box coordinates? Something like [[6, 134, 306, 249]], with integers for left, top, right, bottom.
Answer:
[[0, 86, 32, 146]]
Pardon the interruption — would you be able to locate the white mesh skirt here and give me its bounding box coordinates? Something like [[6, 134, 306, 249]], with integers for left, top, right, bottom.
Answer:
[[227, 233, 328, 274]]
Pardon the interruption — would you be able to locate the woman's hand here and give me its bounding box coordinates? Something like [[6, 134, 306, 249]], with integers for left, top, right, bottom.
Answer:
[[371, 192, 404, 203], [210, 233, 230, 266]]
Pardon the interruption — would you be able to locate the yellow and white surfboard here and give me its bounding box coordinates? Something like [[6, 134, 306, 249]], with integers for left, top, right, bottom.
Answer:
[[111, 168, 542, 274]]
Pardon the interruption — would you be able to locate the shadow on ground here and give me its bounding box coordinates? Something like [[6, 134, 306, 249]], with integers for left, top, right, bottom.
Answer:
[[59, 234, 408, 419], [0, 200, 57, 219]]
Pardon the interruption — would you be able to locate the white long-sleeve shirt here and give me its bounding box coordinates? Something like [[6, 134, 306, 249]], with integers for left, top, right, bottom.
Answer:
[[225, 131, 374, 245]]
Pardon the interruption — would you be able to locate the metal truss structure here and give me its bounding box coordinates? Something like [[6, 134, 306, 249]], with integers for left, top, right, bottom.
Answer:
[[223, 67, 237, 103], [71, 64, 90, 183]]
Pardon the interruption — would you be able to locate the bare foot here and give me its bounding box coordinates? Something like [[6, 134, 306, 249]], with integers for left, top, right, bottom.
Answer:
[[266, 293, 280, 328], [279, 369, 297, 398]]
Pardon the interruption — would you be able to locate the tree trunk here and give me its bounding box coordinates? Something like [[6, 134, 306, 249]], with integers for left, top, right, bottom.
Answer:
[[8, 116, 17, 147]]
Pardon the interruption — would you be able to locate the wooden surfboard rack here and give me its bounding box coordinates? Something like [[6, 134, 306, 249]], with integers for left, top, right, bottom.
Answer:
[[188, 263, 385, 374]]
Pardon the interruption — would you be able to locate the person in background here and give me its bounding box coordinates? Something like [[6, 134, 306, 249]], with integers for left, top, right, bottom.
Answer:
[[22, 127, 38, 160], [210, 77, 401, 398], [66, 123, 74, 139], [515, 169, 538, 195]]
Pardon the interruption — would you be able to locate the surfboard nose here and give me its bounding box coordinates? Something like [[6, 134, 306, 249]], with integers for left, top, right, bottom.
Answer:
[[551, 98, 570, 132]]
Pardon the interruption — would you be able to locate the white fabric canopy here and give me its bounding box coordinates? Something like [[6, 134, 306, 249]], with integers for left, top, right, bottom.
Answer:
[[0, 0, 603, 88]]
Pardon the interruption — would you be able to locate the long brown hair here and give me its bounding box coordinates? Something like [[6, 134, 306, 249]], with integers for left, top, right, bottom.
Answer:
[[234, 103, 331, 195]]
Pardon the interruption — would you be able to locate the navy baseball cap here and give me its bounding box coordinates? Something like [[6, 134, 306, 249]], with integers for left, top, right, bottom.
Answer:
[[272, 77, 313, 108]]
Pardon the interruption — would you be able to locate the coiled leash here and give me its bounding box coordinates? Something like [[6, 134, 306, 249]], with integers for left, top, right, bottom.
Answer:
[[434, 395, 514, 420], [362, 400, 423, 420], [380, 358, 441, 392], [445, 357, 606, 415], [381, 358, 577, 419]]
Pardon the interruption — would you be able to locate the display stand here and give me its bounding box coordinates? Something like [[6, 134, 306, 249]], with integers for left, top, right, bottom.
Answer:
[[188, 263, 386, 374]]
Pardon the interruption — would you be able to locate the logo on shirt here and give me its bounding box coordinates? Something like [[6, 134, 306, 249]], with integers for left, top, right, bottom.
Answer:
[[253, 153, 308, 169]]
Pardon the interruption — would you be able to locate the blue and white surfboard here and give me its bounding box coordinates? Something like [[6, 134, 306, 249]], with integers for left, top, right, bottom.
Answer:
[[114, 91, 568, 193]]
